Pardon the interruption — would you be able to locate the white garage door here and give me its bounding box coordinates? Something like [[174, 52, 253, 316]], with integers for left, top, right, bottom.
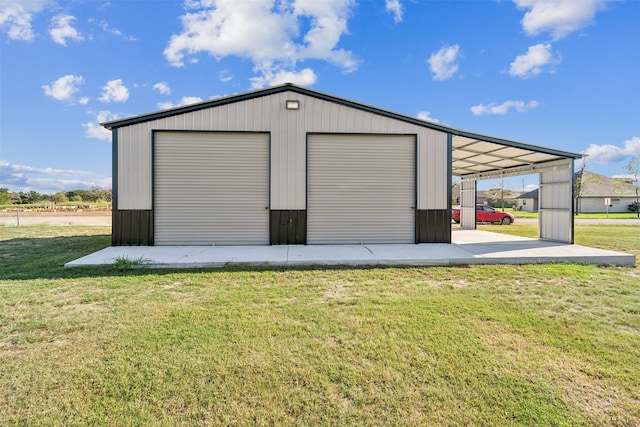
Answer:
[[307, 134, 415, 244], [154, 132, 269, 245]]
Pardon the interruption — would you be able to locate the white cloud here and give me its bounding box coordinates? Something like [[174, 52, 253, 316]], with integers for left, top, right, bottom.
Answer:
[[385, 0, 403, 23], [157, 96, 205, 110], [164, 2, 294, 66], [509, 43, 560, 78], [0, 159, 111, 193], [470, 100, 539, 115], [84, 123, 111, 141], [42, 74, 84, 102], [181, 96, 204, 104], [1, 160, 94, 177], [0, 0, 51, 41], [249, 67, 317, 89], [99, 79, 129, 103], [83, 110, 119, 142], [164, 0, 357, 87], [580, 136, 640, 165], [49, 14, 84, 46], [514, 0, 608, 40], [153, 81, 171, 95], [427, 44, 460, 81], [416, 111, 442, 124], [293, 0, 357, 70], [99, 20, 136, 41], [100, 20, 120, 36], [219, 69, 233, 82]]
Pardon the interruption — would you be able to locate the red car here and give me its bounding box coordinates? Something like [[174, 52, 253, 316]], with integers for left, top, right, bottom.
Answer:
[[452, 204, 515, 225]]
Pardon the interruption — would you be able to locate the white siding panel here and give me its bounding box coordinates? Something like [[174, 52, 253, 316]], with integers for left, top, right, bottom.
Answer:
[[418, 131, 448, 210], [460, 179, 477, 229], [539, 164, 572, 243], [307, 134, 415, 244], [154, 132, 269, 245], [117, 126, 152, 209]]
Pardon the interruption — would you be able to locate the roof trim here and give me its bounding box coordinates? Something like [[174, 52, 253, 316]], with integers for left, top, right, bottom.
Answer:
[[517, 189, 539, 199], [102, 83, 582, 160]]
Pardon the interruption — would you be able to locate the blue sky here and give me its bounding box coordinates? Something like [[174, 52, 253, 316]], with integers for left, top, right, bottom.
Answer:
[[1, 0, 639, 194]]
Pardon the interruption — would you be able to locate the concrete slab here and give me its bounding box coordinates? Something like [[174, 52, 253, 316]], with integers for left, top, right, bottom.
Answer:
[[65, 230, 635, 268], [283, 244, 466, 267]]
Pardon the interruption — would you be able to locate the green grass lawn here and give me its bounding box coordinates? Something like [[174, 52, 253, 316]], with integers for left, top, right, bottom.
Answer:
[[1, 225, 639, 426]]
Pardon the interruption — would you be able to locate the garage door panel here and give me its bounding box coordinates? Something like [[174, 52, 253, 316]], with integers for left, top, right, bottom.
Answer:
[[154, 132, 269, 246], [307, 134, 415, 244]]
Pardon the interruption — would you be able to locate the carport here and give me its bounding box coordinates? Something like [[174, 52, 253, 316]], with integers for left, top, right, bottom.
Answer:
[[451, 133, 581, 243]]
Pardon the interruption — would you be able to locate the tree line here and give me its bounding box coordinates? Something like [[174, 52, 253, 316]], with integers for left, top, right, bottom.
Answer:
[[0, 186, 112, 206]]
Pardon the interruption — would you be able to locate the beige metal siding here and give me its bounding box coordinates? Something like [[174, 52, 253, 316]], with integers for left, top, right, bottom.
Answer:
[[307, 134, 415, 244], [417, 131, 449, 209], [116, 90, 450, 212], [460, 179, 476, 229], [154, 132, 269, 245], [539, 164, 572, 243], [117, 126, 152, 209]]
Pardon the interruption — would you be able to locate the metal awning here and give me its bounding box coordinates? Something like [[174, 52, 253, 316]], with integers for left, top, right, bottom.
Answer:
[[451, 134, 581, 177]]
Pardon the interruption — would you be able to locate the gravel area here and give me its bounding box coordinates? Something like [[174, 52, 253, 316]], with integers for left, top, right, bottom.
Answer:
[[0, 211, 111, 227]]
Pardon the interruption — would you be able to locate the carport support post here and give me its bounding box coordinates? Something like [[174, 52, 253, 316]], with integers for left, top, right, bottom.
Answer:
[[460, 178, 477, 229]]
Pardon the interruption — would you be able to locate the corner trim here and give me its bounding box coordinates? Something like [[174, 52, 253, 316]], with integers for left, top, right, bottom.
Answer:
[[111, 129, 118, 245], [570, 160, 575, 244], [447, 133, 452, 239]]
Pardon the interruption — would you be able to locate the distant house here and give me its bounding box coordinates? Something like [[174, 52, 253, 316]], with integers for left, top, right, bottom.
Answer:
[[452, 184, 460, 206], [516, 189, 539, 212], [576, 171, 638, 213], [477, 191, 489, 205], [452, 185, 488, 206]]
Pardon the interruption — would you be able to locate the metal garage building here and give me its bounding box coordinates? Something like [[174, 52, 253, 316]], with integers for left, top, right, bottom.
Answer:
[[103, 84, 581, 247]]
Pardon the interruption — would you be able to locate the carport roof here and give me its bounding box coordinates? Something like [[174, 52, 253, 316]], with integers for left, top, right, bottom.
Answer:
[[102, 83, 582, 177]]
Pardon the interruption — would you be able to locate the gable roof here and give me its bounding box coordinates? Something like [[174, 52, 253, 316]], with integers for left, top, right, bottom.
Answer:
[[102, 83, 582, 177], [517, 189, 539, 199], [579, 171, 639, 197]]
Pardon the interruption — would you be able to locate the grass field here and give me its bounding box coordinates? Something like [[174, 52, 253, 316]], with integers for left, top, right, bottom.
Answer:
[[1, 224, 639, 426]]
